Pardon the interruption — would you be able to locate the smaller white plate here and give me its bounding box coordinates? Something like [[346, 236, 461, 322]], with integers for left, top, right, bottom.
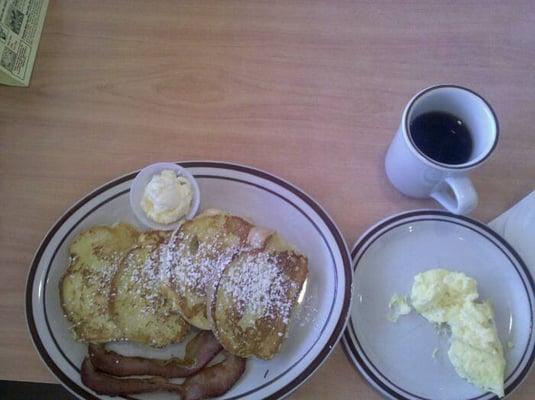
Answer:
[[342, 210, 535, 400]]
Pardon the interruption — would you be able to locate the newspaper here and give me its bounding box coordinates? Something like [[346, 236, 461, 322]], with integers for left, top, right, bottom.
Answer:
[[0, 0, 48, 86]]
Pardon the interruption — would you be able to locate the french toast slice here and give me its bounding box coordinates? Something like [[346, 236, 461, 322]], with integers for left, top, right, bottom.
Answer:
[[109, 231, 190, 347], [166, 213, 253, 330], [208, 233, 308, 359], [60, 223, 139, 343]]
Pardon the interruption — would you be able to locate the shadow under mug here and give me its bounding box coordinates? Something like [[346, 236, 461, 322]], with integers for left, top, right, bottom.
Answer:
[[385, 85, 499, 215]]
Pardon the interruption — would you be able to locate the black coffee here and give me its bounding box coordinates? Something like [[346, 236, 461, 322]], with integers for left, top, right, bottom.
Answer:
[[409, 111, 473, 165]]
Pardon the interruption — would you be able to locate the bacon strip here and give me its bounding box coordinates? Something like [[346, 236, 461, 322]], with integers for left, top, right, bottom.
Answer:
[[180, 353, 246, 400], [81, 352, 246, 399], [81, 357, 179, 396], [88, 331, 222, 378]]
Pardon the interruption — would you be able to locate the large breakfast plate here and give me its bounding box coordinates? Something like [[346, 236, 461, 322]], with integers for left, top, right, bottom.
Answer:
[[342, 210, 535, 400], [26, 161, 352, 400]]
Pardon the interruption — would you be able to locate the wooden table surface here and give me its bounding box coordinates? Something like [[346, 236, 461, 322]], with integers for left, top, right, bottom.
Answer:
[[1, 1, 534, 398]]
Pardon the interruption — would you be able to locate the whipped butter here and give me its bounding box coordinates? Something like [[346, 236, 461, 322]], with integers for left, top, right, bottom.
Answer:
[[140, 169, 193, 224]]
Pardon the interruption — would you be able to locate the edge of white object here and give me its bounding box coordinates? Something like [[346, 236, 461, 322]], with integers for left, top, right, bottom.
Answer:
[[489, 191, 535, 276]]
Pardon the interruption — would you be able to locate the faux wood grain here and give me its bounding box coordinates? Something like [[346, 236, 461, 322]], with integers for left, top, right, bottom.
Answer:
[[1, 1, 534, 398]]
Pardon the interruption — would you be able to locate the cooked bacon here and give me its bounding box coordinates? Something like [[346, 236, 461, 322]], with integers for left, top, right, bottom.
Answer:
[[81, 357, 178, 396], [88, 331, 222, 378], [180, 353, 246, 400], [81, 352, 246, 399]]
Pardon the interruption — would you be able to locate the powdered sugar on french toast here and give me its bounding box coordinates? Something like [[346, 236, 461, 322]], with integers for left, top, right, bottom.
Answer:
[[165, 230, 238, 297], [126, 251, 155, 302], [220, 252, 298, 325], [246, 227, 273, 249], [86, 251, 123, 299], [121, 243, 170, 316]]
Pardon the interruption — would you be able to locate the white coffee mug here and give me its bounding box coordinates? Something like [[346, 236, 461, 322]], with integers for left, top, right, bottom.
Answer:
[[385, 85, 498, 215]]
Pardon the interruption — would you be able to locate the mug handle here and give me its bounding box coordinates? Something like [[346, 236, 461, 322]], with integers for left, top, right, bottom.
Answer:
[[430, 176, 478, 215]]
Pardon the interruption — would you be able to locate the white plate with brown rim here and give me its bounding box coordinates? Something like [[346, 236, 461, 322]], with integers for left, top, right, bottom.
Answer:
[[26, 161, 352, 400], [342, 210, 535, 400]]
